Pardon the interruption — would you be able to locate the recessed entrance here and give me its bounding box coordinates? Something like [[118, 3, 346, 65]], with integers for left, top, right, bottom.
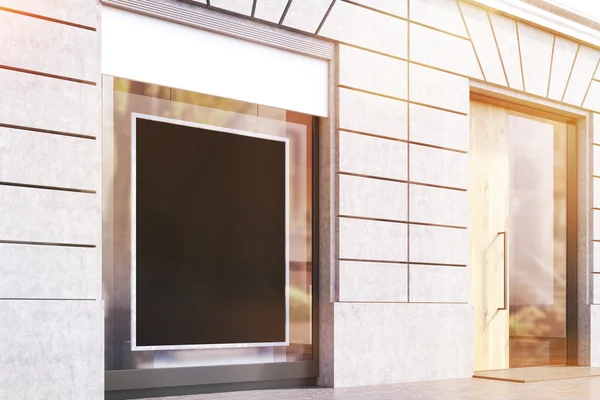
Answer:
[[469, 98, 579, 374]]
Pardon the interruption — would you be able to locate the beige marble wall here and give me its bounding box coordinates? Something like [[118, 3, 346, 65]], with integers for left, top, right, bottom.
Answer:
[[333, 303, 473, 387], [2, 0, 598, 394], [191, 0, 600, 387], [0, 1, 102, 399], [592, 305, 600, 367], [327, 0, 473, 386]]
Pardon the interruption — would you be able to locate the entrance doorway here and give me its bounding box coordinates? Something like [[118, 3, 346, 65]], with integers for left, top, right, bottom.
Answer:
[[470, 99, 578, 372]]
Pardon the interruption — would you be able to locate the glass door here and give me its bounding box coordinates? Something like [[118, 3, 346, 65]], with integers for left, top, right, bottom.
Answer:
[[470, 100, 574, 371], [508, 113, 567, 368]]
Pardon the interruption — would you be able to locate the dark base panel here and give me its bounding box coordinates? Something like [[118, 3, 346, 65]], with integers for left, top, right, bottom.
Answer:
[[105, 378, 317, 400]]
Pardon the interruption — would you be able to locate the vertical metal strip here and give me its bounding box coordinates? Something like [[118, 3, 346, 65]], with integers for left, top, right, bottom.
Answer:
[[312, 115, 320, 364], [577, 115, 592, 366], [332, 45, 339, 302], [566, 122, 580, 365], [101, 75, 115, 369]]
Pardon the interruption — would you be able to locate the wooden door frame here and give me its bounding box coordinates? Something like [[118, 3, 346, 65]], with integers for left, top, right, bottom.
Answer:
[[469, 81, 593, 366]]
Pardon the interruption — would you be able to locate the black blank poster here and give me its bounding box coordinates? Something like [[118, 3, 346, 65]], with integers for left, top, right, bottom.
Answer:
[[135, 118, 287, 347]]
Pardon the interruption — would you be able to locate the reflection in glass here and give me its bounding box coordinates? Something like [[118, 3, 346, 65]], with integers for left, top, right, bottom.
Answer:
[[103, 78, 314, 370], [508, 115, 567, 368]]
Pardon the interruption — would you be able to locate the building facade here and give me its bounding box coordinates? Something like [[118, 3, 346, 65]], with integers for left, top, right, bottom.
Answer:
[[1, 0, 600, 399]]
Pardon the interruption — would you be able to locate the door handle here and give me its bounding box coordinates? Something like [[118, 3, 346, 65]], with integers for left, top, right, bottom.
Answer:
[[497, 231, 508, 311]]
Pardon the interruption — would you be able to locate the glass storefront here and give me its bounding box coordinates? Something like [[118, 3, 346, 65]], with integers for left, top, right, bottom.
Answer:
[[102, 77, 317, 373]]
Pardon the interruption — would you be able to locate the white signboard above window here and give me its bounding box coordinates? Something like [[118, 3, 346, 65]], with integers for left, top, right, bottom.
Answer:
[[101, 7, 330, 117]]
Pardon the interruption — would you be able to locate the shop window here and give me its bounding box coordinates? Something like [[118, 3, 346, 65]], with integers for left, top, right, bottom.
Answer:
[[103, 78, 316, 370]]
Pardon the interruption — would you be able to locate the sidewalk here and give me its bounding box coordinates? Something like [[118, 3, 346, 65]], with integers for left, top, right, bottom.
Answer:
[[150, 376, 600, 400]]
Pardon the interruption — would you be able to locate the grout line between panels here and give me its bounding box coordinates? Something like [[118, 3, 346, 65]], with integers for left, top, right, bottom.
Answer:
[[337, 215, 468, 230], [337, 259, 468, 268], [315, 0, 336, 35], [581, 57, 600, 107], [488, 10, 510, 89], [337, 171, 468, 191], [278, 0, 293, 25], [0, 298, 97, 301], [0, 64, 96, 86], [409, 20, 471, 42], [338, 127, 468, 153], [341, 0, 406, 21], [0, 6, 96, 31], [336, 300, 469, 304], [336, 40, 408, 62], [0, 181, 96, 194], [515, 21, 526, 92], [456, 0, 486, 82], [337, 83, 468, 115], [547, 35, 556, 98], [562, 44, 580, 103], [0, 123, 97, 140], [410, 262, 468, 267], [338, 84, 408, 103], [0, 240, 96, 248], [339, 258, 408, 265]]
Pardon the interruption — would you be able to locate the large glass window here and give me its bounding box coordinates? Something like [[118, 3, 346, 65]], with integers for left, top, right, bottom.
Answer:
[[103, 78, 316, 371]]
